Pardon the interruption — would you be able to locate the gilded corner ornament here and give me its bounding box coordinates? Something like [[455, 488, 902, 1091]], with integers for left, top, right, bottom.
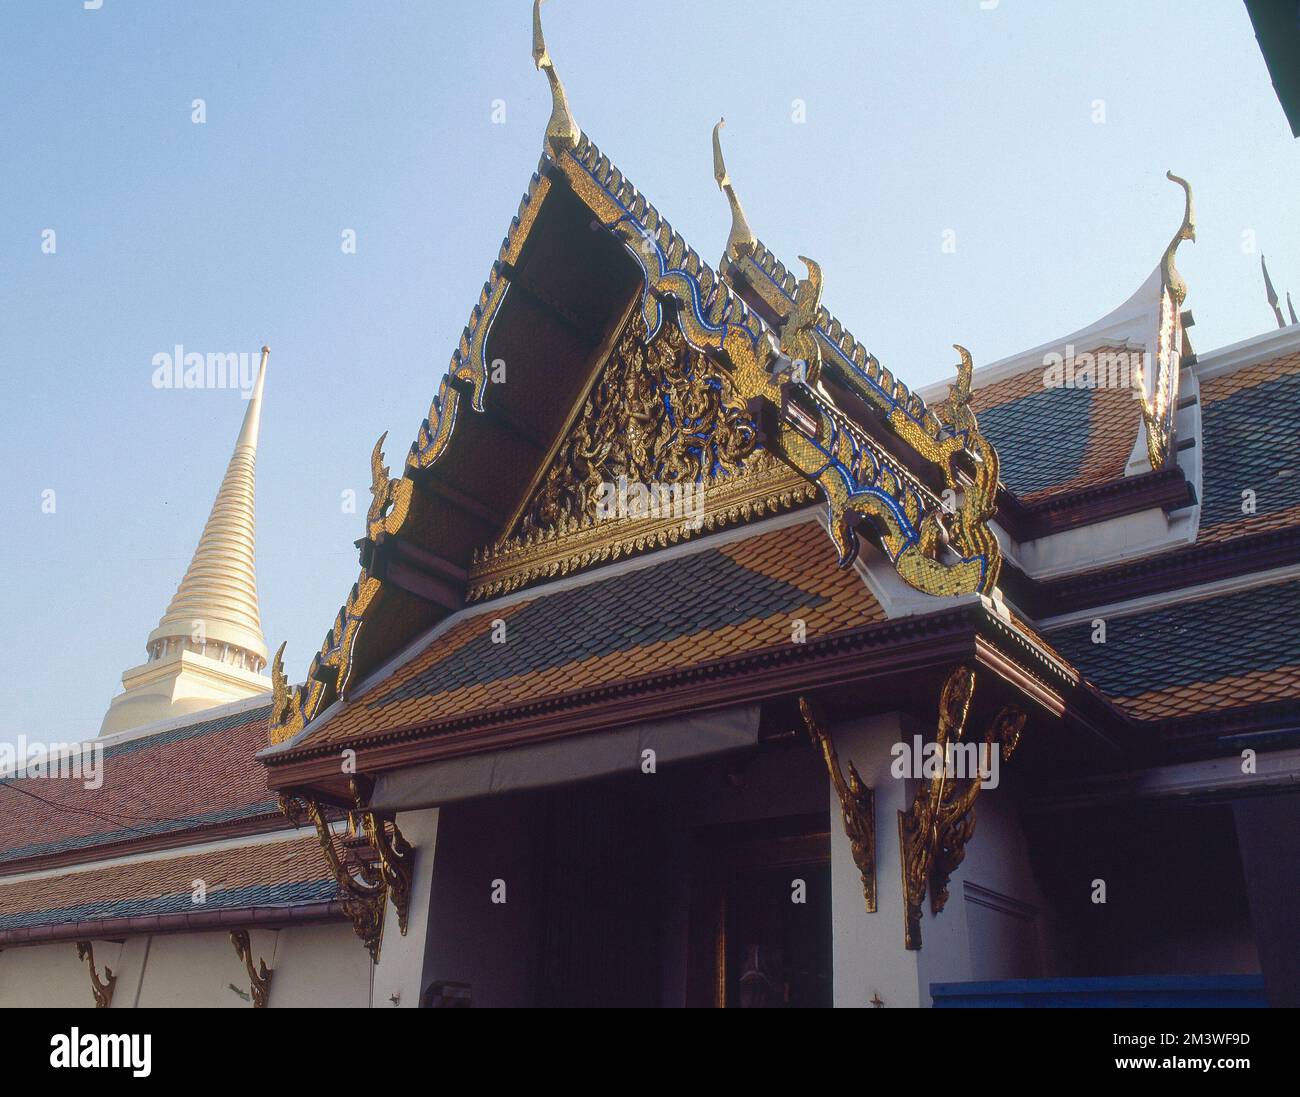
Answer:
[[280, 793, 387, 962], [229, 929, 273, 1008], [279, 785, 414, 962], [779, 257, 824, 383], [712, 119, 756, 262], [532, 0, 580, 155], [1161, 170, 1196, 310], [800, 696, 875, 913], [75, 941, 116, 1008], [897, 666, 1025, 949], [367, 431, 414, 541], [1139, 171, 1195, 472]]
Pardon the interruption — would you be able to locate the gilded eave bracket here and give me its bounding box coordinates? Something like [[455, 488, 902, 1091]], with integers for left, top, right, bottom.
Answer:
[[279, 786, 414, 963], [75, 940, 117, 1009], [229, 929, 273, 1008], [897, 666, 1025, 950], [800, 696, 875, 913]]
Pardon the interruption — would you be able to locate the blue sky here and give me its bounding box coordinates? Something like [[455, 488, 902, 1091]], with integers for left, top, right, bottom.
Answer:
[[1, 0, 1297, 748]]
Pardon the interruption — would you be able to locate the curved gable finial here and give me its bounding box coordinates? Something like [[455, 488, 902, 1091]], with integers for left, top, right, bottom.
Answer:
[[1162, 171, 1196, 308], [532, 0, 579, 155], [712, 118, 756, 261]]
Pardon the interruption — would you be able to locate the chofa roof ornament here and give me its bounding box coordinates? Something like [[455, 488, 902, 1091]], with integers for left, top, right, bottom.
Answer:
[[1161, 170, 1196, 308], [711, 118, 757, 262], [1261, 254, 1297, 328], [532, 0, 580, 155]]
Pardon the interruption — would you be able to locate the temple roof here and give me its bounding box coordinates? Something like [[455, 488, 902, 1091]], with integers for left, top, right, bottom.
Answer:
[[0, 698, 278, 875], [1197, 342, 1300, 542], [0, 831, 333, 944], [1049, 574, 1300, 725], [269, 517, 882, 757]]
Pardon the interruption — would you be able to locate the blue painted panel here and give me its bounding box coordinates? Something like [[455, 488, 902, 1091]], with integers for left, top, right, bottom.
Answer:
[[931, 974, 1267, 1008]]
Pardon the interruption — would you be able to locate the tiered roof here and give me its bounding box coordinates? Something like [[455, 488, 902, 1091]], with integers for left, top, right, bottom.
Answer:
[[0, 699, 336, 944]]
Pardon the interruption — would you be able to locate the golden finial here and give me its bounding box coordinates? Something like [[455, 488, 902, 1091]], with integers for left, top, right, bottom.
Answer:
[[1161, 171, 1196, 308], [946, 345, 976, 428], [1262, 254, 1286, 329], [712, 118, 756, 261], [532, 0, 579, 155], [271, 641, 288, 724]]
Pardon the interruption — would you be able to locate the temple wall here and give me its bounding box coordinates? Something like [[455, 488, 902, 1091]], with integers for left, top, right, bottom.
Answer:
[[0, 924, 371, 1008], [0, 939, 96, 1008], [258, 924, 373, 1008], [826, 711, 1056, 1007]]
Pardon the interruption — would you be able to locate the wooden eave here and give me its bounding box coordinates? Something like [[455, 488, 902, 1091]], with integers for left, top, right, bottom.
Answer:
[[262, 599, 1144, 801]]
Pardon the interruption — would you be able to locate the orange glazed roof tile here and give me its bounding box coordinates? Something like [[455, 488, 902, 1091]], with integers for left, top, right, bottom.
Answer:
[[1197, 347, 1300, 544], [0, 833, 332, 934], [295, 520, 884, 750], [969, 348, 1144, 503]]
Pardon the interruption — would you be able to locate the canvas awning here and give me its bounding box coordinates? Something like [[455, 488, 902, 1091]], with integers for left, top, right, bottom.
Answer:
[[369, 704, 760, 812]]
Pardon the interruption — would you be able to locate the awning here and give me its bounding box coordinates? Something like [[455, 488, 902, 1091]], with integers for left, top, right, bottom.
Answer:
[[369, 704, 761, 813]]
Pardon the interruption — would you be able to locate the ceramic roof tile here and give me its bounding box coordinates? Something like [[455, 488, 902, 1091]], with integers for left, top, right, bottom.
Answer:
[[299, 521, 882, 748], [0, 833, 332, 931], [966, 349, 1143, 501], [1198, 349, 1300, 543], [0, 703, 276, 867], [1047, 577, 1300, 719]]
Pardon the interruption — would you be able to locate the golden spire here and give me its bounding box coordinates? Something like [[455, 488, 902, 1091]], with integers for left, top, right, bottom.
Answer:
[[1262, 254, 1286, 328], [146, 346, 270, 671], [532, 0, 579, 155], [712, 118, 756, 261], [1161, 171, 1196, 308], [99, 346, 273, 736]]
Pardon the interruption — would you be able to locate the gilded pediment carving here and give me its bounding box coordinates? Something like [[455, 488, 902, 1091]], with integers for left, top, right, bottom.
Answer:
[[471, 310, 814, 600], [518, 312, 762, 537]]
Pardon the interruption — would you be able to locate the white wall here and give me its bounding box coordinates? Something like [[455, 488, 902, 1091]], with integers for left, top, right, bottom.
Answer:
[[827, 712, 1054, 1007], [0, 924, 372, 1008], [0, 939, 104, 1008]]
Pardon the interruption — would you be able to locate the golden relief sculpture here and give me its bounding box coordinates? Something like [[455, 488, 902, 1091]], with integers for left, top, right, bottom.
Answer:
[[559, 124, 1005, 599], [800, 696, 875, 913], [519, 313, 758, 535], [75, 941, 116, 1008], [278, 785, 413, 962], [897, 666, 1026, 950], [229, 929, 273, 1008], [470, 310, 816, 599]]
